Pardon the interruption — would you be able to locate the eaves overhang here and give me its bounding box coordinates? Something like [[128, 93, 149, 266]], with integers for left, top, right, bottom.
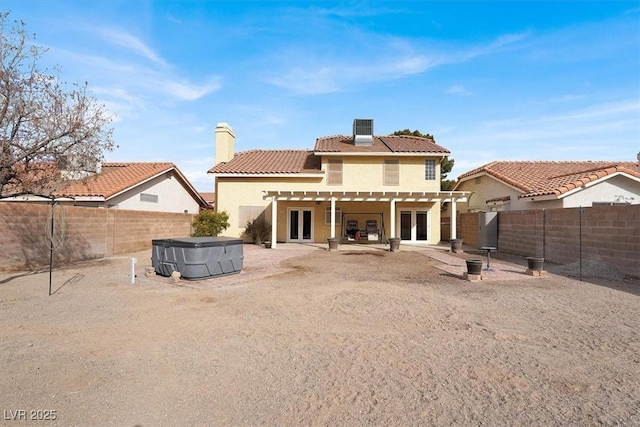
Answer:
[[211, 173, 324, 178], [316, 152, 448, 157]]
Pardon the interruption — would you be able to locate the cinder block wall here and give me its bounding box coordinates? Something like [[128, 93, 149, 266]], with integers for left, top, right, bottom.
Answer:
[[0, 203, 194, 271], [496, 205, 639, 278], [497, 210, 544, 257]]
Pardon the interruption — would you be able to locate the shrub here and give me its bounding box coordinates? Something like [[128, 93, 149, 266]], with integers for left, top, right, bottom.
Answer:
[[191, 210, 230, 237], [245, 217, 271, 244]]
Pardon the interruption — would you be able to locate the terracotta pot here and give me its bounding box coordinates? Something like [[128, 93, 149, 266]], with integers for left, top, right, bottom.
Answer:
[[527, 257, 545, 271], [466, 259, 483, 275]]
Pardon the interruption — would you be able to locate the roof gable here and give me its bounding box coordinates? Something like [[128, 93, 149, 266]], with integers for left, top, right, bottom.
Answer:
[[457, 161, 640, 198], [208, 150, 322, 175], [53, 162, 175, 198]]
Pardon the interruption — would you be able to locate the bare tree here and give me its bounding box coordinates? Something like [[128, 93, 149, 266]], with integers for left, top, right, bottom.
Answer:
[[0, 12, 114, 198]]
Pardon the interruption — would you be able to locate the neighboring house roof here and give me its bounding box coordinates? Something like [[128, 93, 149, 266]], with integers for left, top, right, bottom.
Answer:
[[199, 192, 215, 209], [208, 150, 322, 175], [54, 162, 173, 198], [456, 161, 640, 198], [52, 162, 208, 207], [314, 135, 450, 154]]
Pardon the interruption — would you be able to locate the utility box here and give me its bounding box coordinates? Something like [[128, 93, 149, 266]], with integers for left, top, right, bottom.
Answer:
[[478, 212, 498, 248], [152, 237, 243, 280]]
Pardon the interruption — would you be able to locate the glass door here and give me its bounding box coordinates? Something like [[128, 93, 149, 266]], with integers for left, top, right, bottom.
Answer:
[[288, 208, 313, 242], [398, 209, 430, 242], [416, 211, 428, 241], [400, 211, 412, 240]]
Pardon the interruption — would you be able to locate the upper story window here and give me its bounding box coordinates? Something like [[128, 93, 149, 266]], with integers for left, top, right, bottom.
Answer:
[[384, 159, 399, 186], [327, 159, 343, 185], [424, 159, 436, 181], [140, 193, 158, 203]]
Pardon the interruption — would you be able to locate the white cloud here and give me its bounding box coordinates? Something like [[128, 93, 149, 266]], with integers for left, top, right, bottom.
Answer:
[[447, 85, 472, 96], [266, 31, 529, 95], [162, 77, 222, 101], [95, 27, 167, 66], [444, 98, 640, 175]]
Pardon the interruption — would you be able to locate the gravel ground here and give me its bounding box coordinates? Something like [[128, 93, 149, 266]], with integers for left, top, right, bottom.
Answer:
[[1, 244, 638, 426]]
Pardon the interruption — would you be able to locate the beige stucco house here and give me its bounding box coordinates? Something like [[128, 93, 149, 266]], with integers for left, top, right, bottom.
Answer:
[[208, 120, 469, 248], [451, 160, 640, 213]]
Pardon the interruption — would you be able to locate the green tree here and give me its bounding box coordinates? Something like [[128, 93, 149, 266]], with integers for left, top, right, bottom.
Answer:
[[191, 210, 230, 237], [392, 129, 455, 190]]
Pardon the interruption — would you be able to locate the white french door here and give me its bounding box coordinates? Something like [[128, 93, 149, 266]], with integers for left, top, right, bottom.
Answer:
[[398, 209, 430, 242], [288, 208, 313, 242]]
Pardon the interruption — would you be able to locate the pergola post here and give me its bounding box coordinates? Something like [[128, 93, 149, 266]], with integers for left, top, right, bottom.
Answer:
[[450, 198, 457, 240], [330, 197, 336, 238], [389, 198, 396, 238], [271, 197, 278, 249]]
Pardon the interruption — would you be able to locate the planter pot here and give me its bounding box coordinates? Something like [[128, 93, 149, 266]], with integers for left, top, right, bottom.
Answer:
[[264, 241, 272, 249], [327, 238, 339, 251], [451, 238, 463, 253], [389, 237, 401, 252], [526, 257, 545, 271], [466, 259, 483, 275]]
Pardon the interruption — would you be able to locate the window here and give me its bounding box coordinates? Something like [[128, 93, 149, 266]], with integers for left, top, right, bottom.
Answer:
[[327, 159, 343, 185], [239, 206, 265, 226], [424, 159, 436, 180], [140, 193, 158, 203], [384, 160, 399, 186], [324, 207, 342, 225]]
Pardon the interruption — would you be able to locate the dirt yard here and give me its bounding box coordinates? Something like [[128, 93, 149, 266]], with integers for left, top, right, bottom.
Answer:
[[1, 244, 638, 426]]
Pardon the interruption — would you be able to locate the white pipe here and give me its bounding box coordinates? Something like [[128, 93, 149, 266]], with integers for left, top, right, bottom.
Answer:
[[130, 257, 137, 284]]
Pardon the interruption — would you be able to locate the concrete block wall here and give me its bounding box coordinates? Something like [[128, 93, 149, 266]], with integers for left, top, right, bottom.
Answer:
[[0, 203, 194, 271], [497, 210, 544, 257], [496, 205, 639, 278]]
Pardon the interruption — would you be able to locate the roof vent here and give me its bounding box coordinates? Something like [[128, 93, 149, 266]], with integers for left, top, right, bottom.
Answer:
[[353, 119, 374, 146]]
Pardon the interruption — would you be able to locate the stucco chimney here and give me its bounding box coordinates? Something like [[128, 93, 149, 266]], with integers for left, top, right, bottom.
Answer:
[[215, 122, 235, 165]]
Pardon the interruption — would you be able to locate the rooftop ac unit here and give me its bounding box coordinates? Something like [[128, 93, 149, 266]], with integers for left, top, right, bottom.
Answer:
[[353, 119, 374, 145]]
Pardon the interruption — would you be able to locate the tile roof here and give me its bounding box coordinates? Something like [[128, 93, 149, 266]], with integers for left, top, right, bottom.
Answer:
[[199, 192, 215, 201], [0, 163, 61, 197], [53, 162, 177, 198], [457, 161, 640, 197], [314, 135, 450, 154], [199, 192, 215, 208], [208, 150, 322, 174]]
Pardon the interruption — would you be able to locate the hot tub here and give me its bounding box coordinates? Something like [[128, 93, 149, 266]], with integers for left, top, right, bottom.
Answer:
[[151, 237, 243, 280]]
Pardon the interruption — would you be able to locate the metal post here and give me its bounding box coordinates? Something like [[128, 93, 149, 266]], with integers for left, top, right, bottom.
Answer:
[[579, 206, 583, 282], [542, 208, 546, 259], [48, 200, 55, 296]]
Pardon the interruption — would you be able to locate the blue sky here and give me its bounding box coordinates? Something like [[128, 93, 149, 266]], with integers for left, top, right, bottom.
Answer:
[[3, 1, 639, 191]]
